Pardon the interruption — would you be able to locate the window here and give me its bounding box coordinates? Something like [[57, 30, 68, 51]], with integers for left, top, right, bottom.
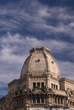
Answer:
[[32, 96, 36, 103], [51, 83, 54, 88], [41, 96, 45, 103], [51, 83, 58, 90], [33, 82, 45, 89], [20, 90, 22, 94], [32, 95, 45, 104], [36, 95, 40, 103], [15, 91, 18, 95], [61, 98, 63, 104], [41, 82, 44, 88], [33, 82, 36, 89], [37, 82, 40, 88], [55, 97, 57, 104], [32, 95, 40, 104], [54, 84, 56, 89], [14, 99, 23, 108], [56, 85, 58, 89]]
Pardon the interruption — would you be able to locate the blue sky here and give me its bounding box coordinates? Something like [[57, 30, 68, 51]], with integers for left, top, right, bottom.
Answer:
[[0, 0, 74, 97]]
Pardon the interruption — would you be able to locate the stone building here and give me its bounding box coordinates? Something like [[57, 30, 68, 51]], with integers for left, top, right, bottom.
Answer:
[[0, 47, 74, 110]]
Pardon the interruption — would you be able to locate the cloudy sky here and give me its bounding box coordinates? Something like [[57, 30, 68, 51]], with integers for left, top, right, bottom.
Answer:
[[0, 0, 74, 97]]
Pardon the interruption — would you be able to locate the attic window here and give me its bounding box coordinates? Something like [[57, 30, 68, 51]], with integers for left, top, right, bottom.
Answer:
[[51, 61, 54, 64], [35, 59, 40, 63]]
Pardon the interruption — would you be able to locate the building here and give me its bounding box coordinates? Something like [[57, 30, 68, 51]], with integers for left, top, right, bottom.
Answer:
[[0, 47, 74, 110]]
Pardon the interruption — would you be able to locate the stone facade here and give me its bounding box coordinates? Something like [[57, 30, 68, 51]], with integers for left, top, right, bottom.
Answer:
[[0, 47, 74, 110]]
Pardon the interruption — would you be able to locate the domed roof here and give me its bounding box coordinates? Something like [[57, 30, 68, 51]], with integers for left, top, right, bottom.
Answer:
[[21, 47, 60, 79]]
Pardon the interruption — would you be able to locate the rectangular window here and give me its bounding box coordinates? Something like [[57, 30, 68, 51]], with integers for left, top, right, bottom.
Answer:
[[41, 82, 44, 88], [32, 96, 36, 103], [55, 97, 57, 104], [36, 96, 40, 103], [41, 97, 45, 103], [56, 85, 58, 89], [51, 83, 54, 88], [37, 82, 40, 88], [33, 82, 36, 89], [54, 84, 55, 89]]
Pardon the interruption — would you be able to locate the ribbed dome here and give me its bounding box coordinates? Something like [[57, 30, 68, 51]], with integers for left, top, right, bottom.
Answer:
[[21, 47, 60, 79]]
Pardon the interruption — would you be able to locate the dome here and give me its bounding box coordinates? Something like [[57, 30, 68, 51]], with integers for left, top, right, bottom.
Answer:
[[21, 47, 60, 79]]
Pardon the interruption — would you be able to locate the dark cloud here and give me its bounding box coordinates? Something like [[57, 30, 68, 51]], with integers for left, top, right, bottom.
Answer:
[[38, 0, 74, 8], [54, 50, 74, 63], [0, 0, 20, 5]]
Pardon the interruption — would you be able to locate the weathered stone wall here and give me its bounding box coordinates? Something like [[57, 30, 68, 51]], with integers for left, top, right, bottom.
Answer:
[[44, 50, 60, 78], [29, 50, 47, 74], [64, 80, 74, 90], [60, 79, 74, 91], [49, 77, 60, 89]]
